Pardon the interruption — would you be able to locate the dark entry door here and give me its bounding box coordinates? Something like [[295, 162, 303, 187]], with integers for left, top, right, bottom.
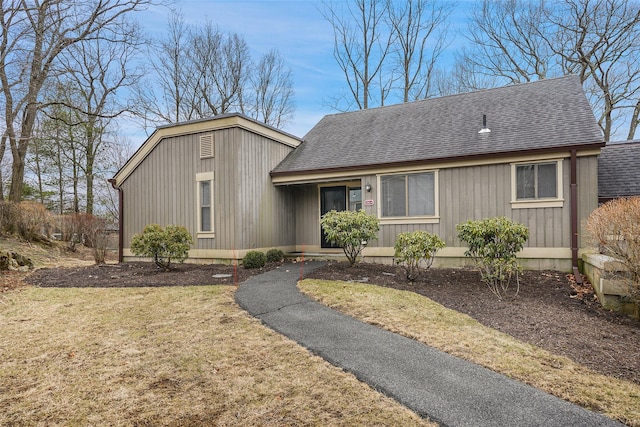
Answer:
[[320, 186, 347, 248]]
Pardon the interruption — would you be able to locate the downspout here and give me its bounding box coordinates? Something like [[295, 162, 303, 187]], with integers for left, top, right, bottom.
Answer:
[[570, 150, 582, 284], [108, 178, 124, 263]]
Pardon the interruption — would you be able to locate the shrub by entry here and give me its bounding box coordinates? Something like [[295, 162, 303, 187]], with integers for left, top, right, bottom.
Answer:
[[320, 209, 380, 266], [131, 224, 192, 270], [266, 248, 284, 263], [394, 231, 445, 282], [243, 250, 267, 269], [457, 217, 529, 300]]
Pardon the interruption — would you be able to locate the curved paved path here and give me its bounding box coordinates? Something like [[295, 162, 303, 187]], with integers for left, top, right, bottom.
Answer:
[[235, 261, 624, 427]]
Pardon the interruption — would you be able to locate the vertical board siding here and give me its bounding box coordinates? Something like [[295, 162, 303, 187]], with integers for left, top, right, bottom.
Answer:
[[122, 127, 295, 252], [577, 155, 598, 247], [294, 185, 319, 246], [288, 157, 597, 252]]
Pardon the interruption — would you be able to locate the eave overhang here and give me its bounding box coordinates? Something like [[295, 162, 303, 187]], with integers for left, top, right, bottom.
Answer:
[[270, 141, 605, 185]]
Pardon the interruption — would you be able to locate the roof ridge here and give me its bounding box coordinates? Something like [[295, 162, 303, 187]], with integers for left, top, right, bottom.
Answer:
[[318, 75, 579, 120]]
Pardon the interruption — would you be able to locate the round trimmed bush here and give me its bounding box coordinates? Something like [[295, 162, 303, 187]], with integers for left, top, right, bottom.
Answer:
[[243, 250, 266, 269], [266, 248, 284, 263]]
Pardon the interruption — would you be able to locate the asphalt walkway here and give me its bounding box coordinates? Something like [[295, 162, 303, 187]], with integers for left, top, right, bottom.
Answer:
[[235, 261, 624, 427]]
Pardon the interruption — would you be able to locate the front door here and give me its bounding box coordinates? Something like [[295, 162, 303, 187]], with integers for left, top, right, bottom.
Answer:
[[320, 186, 347, 248]]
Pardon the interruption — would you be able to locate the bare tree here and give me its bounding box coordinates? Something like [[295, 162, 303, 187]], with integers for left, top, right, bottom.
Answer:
[[138, 15, 295, 129], [242, 49, 295, 128], [0, 0, 152, 203], [100, 132, 134, 221], [55, 24, 142, 215], [548, 0, 640, 141], [133, 11, 202, 125], [459, 0, 640, 141], [459, 0, 556, 85], [322, 0, 394, 109], [190, 27, 250, 117], [386, 0, 454, 101]]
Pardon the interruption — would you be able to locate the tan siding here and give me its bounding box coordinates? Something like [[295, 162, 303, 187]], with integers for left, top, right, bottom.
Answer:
[[294, 185, 320, 246], [285, 156, 597, 256], [122, 126, 295, 253], [577, 155, 598, 247], [373, 161, 582, 249]]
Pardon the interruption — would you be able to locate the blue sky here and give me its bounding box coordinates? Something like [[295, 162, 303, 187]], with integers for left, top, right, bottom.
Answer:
[[138, 0, 347, 138], [135, 0, 469, 140]]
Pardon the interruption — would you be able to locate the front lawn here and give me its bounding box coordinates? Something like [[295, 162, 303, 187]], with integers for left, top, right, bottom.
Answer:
[[0, 285, 433, 426]]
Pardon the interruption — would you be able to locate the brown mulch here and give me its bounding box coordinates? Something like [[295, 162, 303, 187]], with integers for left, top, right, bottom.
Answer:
[[23, 259, 640, 385], [24, 261, 278, 288]]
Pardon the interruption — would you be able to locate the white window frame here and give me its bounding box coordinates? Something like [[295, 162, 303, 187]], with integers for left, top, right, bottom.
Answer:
[[196, 172, 215, 238], [377, 170, 439, 224], [511, 159, 564, 209]]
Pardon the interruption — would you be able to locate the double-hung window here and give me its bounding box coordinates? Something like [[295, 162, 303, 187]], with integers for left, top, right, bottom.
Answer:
[[511, 160, 563, 208], [196, 172, 214, 237], [380, 171, 437, 220]]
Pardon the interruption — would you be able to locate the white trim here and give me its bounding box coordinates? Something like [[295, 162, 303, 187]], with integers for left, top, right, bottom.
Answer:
[[196, 172, 215, 238], [361, 246, 574, 259], [380, 217, 441, 225], [510, 159, 564, 209]]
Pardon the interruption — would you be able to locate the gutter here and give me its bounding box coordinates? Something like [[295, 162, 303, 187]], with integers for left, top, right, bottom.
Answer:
[[107, 178, 124, 263], [570, 150, 582, 284]]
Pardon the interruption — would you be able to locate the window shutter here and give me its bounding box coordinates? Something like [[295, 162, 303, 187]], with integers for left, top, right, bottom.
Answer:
[[200, 134, 214, 158]]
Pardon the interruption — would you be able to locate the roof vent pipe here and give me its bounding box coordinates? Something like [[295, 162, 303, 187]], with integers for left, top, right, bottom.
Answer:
[[479, 114, 491, 134]]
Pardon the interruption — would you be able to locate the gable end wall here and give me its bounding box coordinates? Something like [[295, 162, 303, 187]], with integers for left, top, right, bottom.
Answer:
[[120, 127, 296, 259]]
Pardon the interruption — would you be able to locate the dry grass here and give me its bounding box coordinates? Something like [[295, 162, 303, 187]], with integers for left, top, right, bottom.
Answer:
[[0, 285, 434, 426], [299, 279, 640, 427]]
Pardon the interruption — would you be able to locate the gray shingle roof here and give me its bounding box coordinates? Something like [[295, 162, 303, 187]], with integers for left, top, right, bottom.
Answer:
[[598, 141, 640, 199], [272, 75, 603, 176]]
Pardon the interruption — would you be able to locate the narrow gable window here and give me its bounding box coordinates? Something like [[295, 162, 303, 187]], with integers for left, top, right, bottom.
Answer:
[[200, 134, 214, 159], [380, 171, 437, 219], [511, 160, 563, 208], [196, 172, 214, 237], [200, 181, 211, 231]]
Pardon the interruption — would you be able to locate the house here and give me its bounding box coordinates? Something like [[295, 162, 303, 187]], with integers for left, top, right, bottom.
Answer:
[[597, 140, 640, 204], [111, 75, 604, 272]]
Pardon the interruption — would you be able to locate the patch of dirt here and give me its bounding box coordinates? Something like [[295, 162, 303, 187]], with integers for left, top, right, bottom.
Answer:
[[20, 257, 640, 385], [306, 262, 640, 385]]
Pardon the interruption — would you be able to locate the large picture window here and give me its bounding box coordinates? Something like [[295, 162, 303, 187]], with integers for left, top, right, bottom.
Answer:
[[511, 160, 563, 208], [196, 172, 214, 237], [381, 172, 435, 217]]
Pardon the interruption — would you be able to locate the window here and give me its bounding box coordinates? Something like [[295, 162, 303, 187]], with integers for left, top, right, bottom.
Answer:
[[380, 172, 435, 218], [348, 187, 362, 211], [511, 160, 563, 208], [200, 181, 211, 231], [196, 172, 214, 237]]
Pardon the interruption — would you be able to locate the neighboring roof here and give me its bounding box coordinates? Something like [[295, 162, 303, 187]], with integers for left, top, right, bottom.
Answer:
[[112, 113, 302, 186], [272, 75, 603, 179], [598, 140, 640, 199]]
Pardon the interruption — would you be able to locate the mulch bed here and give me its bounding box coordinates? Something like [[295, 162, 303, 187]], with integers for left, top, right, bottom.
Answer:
[[25, 260, 640, 385]]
